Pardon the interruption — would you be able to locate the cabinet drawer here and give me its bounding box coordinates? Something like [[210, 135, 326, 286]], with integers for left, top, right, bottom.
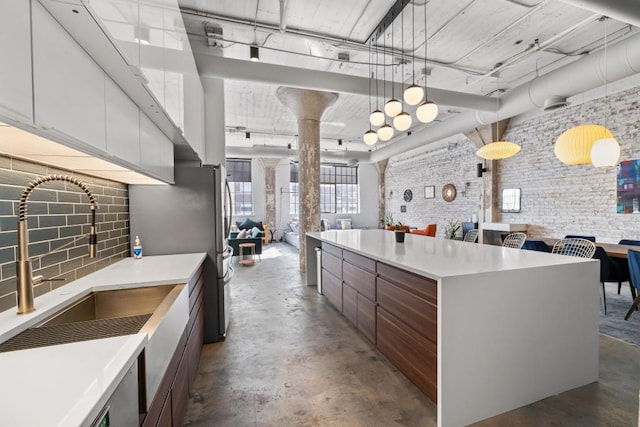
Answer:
[[322, 269, 342, 311], [357, 294, 376, 344], [342, 283, 358, 326], [343, 262, 375, 301], [343, 250, 376, 273], [377, 307, 437, 403], [377, 277, 437, 343], [322, 251, 342, 280], [377, 262, 437, 305], [323, 243, 342, 258], [171, 354, 189, 427]]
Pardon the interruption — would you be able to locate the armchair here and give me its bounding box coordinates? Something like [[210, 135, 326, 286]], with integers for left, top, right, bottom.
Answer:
[[411, 224, 437, 237]]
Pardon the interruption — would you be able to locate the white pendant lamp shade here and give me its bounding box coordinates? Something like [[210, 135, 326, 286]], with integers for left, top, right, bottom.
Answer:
[[363, 129, 378, 145], [393, 112, 412, 131], [384, 98, 402, 117], [403, 84, 424, 106], [369, 109, 385, 127], [377, 124, 394, 141], [591, 137, 620, 167], [476, 141, 521, 160], [416, 100, 438, 123], [554, 124, 613, 165]]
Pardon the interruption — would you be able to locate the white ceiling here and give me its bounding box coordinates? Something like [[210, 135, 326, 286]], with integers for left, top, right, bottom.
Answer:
[[179, 0, 639, 158]]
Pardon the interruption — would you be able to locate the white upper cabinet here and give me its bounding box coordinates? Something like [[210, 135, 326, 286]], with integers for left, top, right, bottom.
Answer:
[[84, 0, 140, 68], [32, 1, 107, 153], [139, 1, 165, 109], [0, 1, 33, 124], [140, 111, 174, 182], [105, 77, 141, 167]]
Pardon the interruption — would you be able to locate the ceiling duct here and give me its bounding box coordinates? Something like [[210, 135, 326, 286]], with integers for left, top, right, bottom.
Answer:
[[543, 95, 569, 111]]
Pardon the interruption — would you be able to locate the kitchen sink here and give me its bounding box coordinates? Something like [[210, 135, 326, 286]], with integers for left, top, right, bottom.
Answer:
[[0, 284, 184, 353]]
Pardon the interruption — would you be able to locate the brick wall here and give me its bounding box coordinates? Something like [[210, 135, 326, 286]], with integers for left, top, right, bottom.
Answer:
[[0, 155, 130, 313], [386, 85, 640, 242]]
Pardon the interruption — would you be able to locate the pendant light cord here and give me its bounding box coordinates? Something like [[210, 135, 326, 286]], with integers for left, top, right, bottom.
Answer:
[[401, 7, 405, 108], [391, 16, 395, 99], [604, 16, 608, 129], [424, 0, 428, 98], [412, 0, 416, 85]]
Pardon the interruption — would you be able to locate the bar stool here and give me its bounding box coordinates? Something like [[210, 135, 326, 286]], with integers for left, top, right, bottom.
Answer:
[[238, 242, 256, 266]]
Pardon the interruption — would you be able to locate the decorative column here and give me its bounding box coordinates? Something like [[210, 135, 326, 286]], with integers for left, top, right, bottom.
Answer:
[[375, 159, 389, 228], [259, 158, 280, 241], [276, 87, 338, 272]]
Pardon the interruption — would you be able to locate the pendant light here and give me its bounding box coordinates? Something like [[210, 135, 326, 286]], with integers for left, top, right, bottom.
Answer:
[[369, 40, 385, 127], [393, 7, 412, 132], [476, 74, 521, 160], [378, 29, 394, 142], [384, 16, 401, 118], [403, 0, 424, 106], [591, 17, 620, 167], [363, 42, 379, 146], [416, 1, 438, 123]]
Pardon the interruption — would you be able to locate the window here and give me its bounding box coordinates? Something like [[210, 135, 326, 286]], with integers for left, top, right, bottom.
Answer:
[[290, 163, 359, 214], [226, 159, 253, 216]]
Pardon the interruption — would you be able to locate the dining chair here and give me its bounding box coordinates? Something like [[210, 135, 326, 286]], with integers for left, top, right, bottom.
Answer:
[[463, 229, 479, 243], [522, 239, 551, 252], [619, 239, 640, 246], [502, 232, 527, 249], [564, 235, 596, 242], [551, 238, 596, 258], [593, 247, 632, 315], [624, 249, 640, 320]]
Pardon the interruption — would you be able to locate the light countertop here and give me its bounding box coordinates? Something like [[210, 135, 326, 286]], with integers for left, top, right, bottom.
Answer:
[[0, 252, 206, 427], [307, 230, 594, 280]]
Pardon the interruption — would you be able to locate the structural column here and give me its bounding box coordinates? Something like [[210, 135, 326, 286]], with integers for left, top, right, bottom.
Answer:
[[259, 158, 280, 241], [277, 87, 338, 272], [375, 159, 389, 228]]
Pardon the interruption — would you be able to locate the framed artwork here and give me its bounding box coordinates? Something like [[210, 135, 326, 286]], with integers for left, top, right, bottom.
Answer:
[[501, 188, 521, 213], [400, 205, 407, 213], [617, 159, 640, 214], [424, 185, 435, 199]]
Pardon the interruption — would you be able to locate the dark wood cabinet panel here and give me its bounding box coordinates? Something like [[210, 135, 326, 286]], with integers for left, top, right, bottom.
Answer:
[[322, 269, 342, 311], [155, 391, 172, 427], [357, 294, 376, 344], [186, 303, 204, 389], [322, 251, 342, 280], [323, 243, 343, 258], [342, 283, 358, 325], [377, 262, 437, 305], [377, 307, 437, 402], [171, 354, 189, 427], [377, 277, 437, 344], [342, 262, 375, 301], [343, 250, 376, 273]]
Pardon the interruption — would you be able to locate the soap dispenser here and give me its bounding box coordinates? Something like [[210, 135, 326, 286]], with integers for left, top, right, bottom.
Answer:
[[133, 235, 143, 259]]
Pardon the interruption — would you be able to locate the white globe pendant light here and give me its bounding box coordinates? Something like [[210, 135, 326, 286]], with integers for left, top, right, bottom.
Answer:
[[591, 137, 620, 167], [377, 124, 394, 141], [393, 112, 412, 132], [404, 84, 424, 106], [369, 109, 385, 127], [384, 98, 402, 117], [363, 129, 378, 145], [416, 101, 438, 123]]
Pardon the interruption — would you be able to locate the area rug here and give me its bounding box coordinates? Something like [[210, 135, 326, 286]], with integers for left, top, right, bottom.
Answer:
[[600, 282, 640, 347]]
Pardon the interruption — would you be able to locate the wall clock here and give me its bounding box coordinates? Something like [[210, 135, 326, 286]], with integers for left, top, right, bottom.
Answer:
[[403, 189, 413, 202], [442, 184, 457, 202]]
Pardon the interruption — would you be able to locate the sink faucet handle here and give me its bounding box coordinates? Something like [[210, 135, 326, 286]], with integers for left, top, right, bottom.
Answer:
[[32, 275, 66, 286]]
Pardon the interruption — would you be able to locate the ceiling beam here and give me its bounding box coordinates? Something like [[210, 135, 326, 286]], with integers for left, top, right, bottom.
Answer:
[[193, 53, 496, 112], [366, 0, 411, 44]]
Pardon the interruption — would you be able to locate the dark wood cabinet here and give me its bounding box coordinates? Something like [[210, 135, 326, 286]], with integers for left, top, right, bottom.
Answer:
[[342, 261, 375, 301], [322, 269, 342, 311], [377, 307, 437, 402], [357, 294, 376, 344], [322, 251, 342, 279], [342, 283, 358, 325], [342, 250, 377, 344]]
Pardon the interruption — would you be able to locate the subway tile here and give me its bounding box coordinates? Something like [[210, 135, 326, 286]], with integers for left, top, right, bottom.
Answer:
[[2, 262, 16, 280], [76, 263, 97, 279], [68, 246, 86, 259], [0, 247, 14, 264], [74, 204, 93, 214], [33, 264, 61, 281], [97, 195, 114, 205], [108, 204, 128, 213], [0, 217, 36, 232], [23, 202, 48, 216], [37, 179, 67, 191], [0, 155, 11, 169], [0, 231, 17, 248], [11, 158, 47, 175], [0, 277, 15, 297], [29, 228, 59, 243], [33, 282, 52, 298], [0, 201, 13, 215], [0, 170, 34, 188], [28, 242, 49, 258], [0, 292, 15, 314], [38, 215, 66, 228], [57, 192, 82, 204], [40, 250, 67, 269], [59, 225, 82, 238], [27, 189, 57, 203], [52, 271, 76, 290], [0, 185, 23, 202], [60, 257, 83, 273], [67, 214, 90, 225], [48, 203, 73, 215]]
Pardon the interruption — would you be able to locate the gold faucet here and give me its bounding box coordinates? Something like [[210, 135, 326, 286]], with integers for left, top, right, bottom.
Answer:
[[17, 175, 98, 314]]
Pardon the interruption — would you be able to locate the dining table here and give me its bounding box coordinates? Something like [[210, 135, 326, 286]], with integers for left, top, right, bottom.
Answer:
[[535, 237, 637, 259]]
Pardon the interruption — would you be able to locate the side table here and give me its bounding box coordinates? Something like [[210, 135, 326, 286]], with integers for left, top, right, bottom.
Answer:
[[238, 242, 256, 266]]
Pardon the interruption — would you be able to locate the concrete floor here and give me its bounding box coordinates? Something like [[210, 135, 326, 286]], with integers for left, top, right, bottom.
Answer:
[[185, 243, 640, 426]]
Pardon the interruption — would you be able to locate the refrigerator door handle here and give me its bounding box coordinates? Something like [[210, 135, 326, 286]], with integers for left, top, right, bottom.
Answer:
[[224, 265, 234, 283], [225, 180, 233, 238], [223, 245, 234, 259]]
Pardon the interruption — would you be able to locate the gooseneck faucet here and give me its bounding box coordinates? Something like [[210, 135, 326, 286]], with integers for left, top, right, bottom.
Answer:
[[17, 175, 98, 314]]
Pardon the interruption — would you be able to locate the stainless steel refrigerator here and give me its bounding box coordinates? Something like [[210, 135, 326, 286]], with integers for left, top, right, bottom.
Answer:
[[129, 164, 233, 343]]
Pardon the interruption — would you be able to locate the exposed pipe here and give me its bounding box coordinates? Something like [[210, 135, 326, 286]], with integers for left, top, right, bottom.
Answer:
[[369, 31, 640, 162], [560, 0, 640, 29], [279, 0, 287, 32]]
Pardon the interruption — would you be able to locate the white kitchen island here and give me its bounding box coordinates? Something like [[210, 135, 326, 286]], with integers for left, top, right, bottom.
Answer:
[[306, 230, 600, 427]]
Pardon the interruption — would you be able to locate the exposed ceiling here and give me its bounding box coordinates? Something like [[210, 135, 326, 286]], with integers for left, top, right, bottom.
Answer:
[[178, 0, 639, 161]]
